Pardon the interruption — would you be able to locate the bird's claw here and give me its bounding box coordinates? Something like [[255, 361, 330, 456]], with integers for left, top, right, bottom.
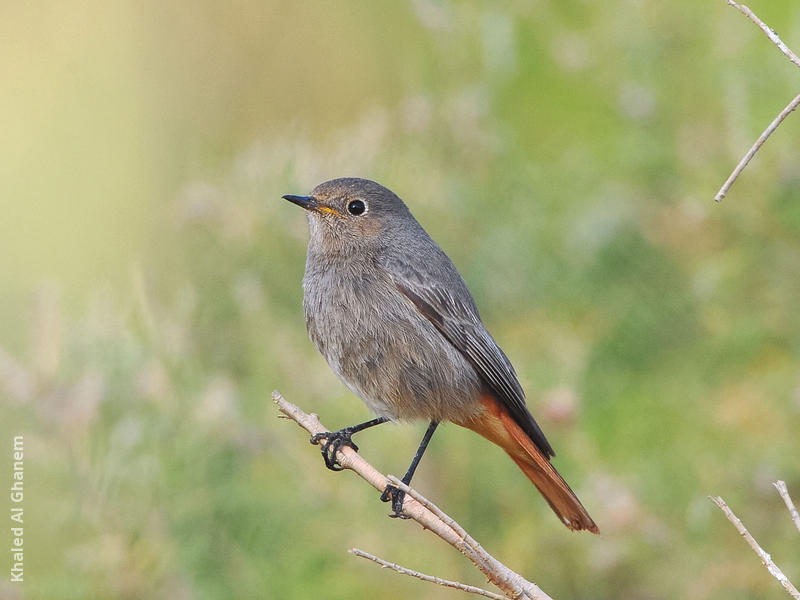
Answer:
[[310, 429, 359, 471], [380, 484, 410, 519]]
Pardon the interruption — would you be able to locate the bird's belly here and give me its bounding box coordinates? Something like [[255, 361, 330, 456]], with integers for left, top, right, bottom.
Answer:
[[304, 281, 482, 423]]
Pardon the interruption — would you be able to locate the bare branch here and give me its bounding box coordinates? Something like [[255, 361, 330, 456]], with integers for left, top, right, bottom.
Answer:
[[726, 1, 800, 69], [349, 548, 505, 600], [385, 475, 551, 600], [714, 92, 800, 202], [273, 390, 554, 600], [774, 480, 800, 534], [715, 2, 800, 202], [387, 475, 494, 567], [709, 495, 800, 599]]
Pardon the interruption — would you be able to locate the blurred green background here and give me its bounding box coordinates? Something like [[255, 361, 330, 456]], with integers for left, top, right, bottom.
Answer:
[[2, 1, 799, 598]]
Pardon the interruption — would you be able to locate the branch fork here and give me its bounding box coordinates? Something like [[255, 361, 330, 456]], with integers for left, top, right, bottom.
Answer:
[[273, 390, 553, 600], [711, 481, 800, 599]]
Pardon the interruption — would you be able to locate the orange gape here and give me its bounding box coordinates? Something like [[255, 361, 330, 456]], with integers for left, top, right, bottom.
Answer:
[[457, 395, 598, 533]]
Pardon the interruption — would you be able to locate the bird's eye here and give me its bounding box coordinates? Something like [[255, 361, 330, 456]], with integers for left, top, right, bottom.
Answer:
[[347, 199, 366, 216]]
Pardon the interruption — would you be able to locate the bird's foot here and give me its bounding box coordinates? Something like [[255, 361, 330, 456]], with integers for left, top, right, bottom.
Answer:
[[380, 484, 410, 519], [309, 428, 360, 471]]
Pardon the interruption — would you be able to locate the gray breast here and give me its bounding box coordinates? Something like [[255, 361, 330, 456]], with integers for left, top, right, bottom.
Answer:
[[303, 259, 483, 423]]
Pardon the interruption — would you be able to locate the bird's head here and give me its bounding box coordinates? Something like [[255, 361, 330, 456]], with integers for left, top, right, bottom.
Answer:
[[283, 177, 414, 252]]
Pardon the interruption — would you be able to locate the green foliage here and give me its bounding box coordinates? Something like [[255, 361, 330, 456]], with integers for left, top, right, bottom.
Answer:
[[2, 1, 799, 598]]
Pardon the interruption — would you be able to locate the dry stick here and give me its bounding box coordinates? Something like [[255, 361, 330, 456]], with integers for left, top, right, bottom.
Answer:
[[727, 1, 800, 68], [386, 475, 549, 600], [709, 495, 800, 600], [350, 548, 505, 600], [715, 1, 800, 202], [774, 480, 800, 534], [384, 479, 505, 595], [273, 390, 553, 600], [715, 92, 800, 202], [386, 476, 489, 561]]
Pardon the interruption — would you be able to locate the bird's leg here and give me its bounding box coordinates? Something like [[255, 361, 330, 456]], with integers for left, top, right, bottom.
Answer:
[[381, 420, 439, 518], [310, 417, 389, 471]]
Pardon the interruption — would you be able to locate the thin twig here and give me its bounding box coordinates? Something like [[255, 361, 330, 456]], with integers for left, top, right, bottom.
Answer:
[[715, 2, 800, 202], [387, 475, 486, 559], [710, 495, 800, 599], [715, 92, 800, 202], [386, 475, 547, 599], [273, 390, 553, 600], [727, 1, 800, 69], [774, 481, 800, 534], [350, 548, 505, 600]]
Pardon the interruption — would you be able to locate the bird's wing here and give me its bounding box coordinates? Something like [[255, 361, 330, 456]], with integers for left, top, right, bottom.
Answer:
[[386, 256, 555, 458]]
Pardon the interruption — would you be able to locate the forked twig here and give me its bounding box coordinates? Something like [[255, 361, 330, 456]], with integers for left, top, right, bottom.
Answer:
[[273, 390, 553, 600], [710, 494, 800, 599]]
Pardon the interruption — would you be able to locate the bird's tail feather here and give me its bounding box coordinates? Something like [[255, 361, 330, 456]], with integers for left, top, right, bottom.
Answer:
[[457, 395, 598, 534]]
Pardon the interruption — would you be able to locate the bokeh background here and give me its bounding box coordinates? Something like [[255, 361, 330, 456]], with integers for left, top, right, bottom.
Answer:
[[2, 1, 799, 598]]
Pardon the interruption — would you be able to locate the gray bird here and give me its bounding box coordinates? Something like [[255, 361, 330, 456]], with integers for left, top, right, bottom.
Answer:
[[284, 177, 597, 533]]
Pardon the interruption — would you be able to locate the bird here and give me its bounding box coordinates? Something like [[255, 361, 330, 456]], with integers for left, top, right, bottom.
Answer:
[[283, 177, 597, 533]]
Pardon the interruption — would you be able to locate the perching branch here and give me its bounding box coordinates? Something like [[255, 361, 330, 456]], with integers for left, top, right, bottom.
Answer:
[[715, 1, 800, 202], [273, 390, 554, 600], [710, 490, 800, 599]]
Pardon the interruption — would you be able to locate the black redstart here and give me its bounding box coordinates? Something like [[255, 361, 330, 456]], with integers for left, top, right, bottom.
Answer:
[[284, 177, 597, 533]]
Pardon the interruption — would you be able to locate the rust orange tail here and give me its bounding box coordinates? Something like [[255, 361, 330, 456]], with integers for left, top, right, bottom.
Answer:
[[456, 395, 598, 533]]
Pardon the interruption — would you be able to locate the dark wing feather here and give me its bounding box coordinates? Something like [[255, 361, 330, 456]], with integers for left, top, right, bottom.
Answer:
[[388, 258, 555, 458]]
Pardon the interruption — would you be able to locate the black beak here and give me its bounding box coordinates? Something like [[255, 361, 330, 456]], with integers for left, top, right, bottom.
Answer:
[[282, 194, 317, 211]]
